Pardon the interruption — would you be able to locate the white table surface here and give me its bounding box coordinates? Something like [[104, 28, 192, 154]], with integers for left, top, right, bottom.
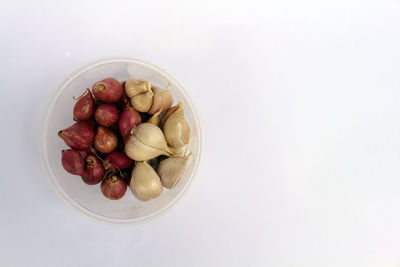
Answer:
[[1, 0, 400, 266]]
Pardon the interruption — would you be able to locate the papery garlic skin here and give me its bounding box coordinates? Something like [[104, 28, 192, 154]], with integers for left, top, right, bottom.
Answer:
[[160, 103, 179, 127], [130, 161, 163, 201], [162, 102, 190, 148], [124, 123, 172, 161], [157, 157, 188, 189], [131, 89, 154, 112], [125, 135, 169, 161], [148, 85, 173, 115], [125, 78, 154, 112], [125, 78, 151, 98], [168, 145, 185, 158], [133, 123, 171, 152], [157, 151, 192, 189]]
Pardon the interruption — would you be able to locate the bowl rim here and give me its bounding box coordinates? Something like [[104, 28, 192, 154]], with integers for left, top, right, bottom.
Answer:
[[40, 57, 203, 225]]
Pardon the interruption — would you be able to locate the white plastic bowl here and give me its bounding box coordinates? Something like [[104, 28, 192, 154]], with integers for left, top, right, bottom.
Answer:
[[40, 58, 203, 225]]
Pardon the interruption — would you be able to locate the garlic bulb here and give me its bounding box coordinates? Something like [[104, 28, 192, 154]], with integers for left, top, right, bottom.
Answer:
[[130, 161, 163, 201], [125, 78, 154, 112], [162, 101, 190, 148], [125, 78, 151, 98], [157, 153, 191, 189], [148, 85, 173, 115], [131, 89, 154, 112], [124, 123, 172, 161]]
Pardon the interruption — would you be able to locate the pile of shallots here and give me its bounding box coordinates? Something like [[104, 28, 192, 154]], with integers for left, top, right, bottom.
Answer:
[[59, 78, 191, 201]]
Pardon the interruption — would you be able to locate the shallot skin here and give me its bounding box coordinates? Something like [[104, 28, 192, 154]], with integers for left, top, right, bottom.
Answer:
[[94, 126, 118, 154], [58, 121, 95, 151], [94, 104, 119, 127], [73, 89, 95, 121], [104, 151, 133, 170], [61, 149, 84, 176], [118, 107, 141, 141], [81, 153, 105, 185], [101, 174, 127, 200], [92, 78, 123, 103]]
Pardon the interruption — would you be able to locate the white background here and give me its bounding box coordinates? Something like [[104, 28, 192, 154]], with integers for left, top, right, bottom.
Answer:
[[1, 0, 400, 266]]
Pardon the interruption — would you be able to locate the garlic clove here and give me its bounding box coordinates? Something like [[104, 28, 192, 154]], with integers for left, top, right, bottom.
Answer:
[[148, 85, 173, 115], [131, 89, 154, 112], [162, 101, 190, 148], [132, 123, 171, 154], [130, 161, 163, 201], [160, 103, 180, 127], [125, 78, 151, 98], [124, 135, 169, 161], [124, 123, 172, 161], [157, 154, 191, 189]]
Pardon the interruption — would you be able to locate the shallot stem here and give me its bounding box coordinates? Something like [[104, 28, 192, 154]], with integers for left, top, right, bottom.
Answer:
[[90, 145, 106, 164], [73, 88, 89, 101], [91, 145, 124, 176]]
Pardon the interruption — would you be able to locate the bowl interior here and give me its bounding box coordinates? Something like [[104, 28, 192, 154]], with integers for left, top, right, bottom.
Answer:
[[41, 58, 201, 224]]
